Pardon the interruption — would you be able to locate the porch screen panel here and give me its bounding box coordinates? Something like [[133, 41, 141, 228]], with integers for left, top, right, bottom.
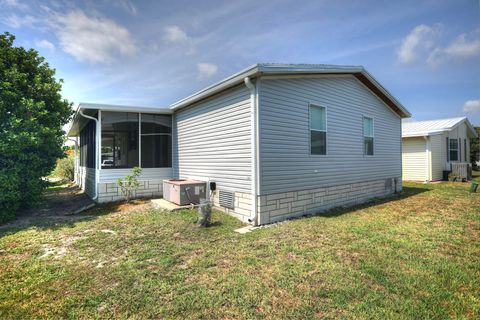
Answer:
[[79, 119, 96, 168], [141, 114, 172, 168], [101, 112, 139, 169]]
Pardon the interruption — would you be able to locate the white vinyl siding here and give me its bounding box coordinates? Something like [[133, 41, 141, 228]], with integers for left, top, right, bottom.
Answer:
[[78, 166, 96, 198], [258, 76, 401, 195], [173, 85, 252, 193], [430, 134, 446, 181], [99, 168, 173, 183], [402, 137, 427, 181]]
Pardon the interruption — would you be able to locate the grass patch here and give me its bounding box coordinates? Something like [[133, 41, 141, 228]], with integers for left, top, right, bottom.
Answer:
[[1, 176, 479, 319]]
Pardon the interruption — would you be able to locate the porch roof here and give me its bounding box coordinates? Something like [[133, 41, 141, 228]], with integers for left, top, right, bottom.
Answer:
[[67, 103, 171, 137]]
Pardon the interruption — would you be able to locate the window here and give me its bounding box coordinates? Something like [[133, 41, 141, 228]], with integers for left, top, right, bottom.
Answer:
[[464, 139, 467, 162], [363, 116, 374, 156], [449, 138, 458, 161], [79, 118, 96, 168], [101, 112, 139, 169], [309, 105, 327, 155], [141, 114, 172, 168]]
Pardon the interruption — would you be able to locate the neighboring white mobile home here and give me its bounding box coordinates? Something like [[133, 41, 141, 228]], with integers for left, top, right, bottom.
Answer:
[[67, 63, 411, 225], [402, 117, 478, 182]]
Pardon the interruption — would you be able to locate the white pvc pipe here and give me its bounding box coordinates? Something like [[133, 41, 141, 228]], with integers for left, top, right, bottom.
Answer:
[[79, 110, 99, 200], [244, 77, 258, 225], [424, 136, 430, 183]]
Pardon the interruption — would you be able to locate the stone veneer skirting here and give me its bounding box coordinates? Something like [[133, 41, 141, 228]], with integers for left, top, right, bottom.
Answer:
[[96, 177, 401, 225], [256, 178, 402, 225], [97, 180, 164, 203], [212, 190, 252, 223]]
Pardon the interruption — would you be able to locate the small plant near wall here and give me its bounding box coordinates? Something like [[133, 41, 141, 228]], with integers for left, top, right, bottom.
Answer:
[[117, 167, 142, 203]]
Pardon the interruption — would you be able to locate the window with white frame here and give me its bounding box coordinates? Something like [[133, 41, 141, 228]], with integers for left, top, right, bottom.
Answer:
[[363, 116, 374, 156], [449, 139, 458, 161], [309, 104, 326, 155]]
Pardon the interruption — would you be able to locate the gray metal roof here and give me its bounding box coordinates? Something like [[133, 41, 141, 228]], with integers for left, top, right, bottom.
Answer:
[[169, 63, 411, 118], [402, 117, 478, 138]]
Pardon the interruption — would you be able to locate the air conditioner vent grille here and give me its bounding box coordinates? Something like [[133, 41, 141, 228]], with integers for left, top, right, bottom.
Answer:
[[219, 190, 235, 209]]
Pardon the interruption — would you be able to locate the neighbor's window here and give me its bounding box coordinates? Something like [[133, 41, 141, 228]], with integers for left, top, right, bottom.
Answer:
[[309, 104, 326, 155], [363, 116, 374, 156], [101, 112, 139, 169], [449, 138, 458, 162], [141, 114, 172, 168]]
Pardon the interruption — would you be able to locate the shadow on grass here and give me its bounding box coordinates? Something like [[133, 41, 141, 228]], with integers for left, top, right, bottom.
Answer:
[[313, 186, 431, 219], [0, 180, 142, 237]]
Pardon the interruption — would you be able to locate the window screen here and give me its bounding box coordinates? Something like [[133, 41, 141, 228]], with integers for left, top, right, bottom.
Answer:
[[141, 114, 172, 168], [79, 119, 96, 168], [310, 105, 326, 155], [449, 139, 458, 162], [101, 112, 139, 169], [363, 116, 374, 156]]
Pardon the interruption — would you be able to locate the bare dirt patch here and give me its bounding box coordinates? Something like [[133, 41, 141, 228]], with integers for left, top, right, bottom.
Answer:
[[0, 181, 95, 231]]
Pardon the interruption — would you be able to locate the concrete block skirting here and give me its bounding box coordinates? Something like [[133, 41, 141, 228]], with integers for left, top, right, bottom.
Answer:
[[212, 190, 252, 224], [257, 177, 402, 225], [96, 179, 164, 203]]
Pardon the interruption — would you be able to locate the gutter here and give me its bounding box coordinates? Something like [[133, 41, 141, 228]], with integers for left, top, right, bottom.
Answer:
[[78, 110, 99, 200], [244, 77, 259, 225]]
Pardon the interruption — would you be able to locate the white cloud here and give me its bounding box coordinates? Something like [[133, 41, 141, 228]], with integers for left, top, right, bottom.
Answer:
[[463, 100, 480, 114], [115, 0, 138, 16], [53, 10, 137, 64], [35, 39, 55, 51], [427, 29, 480, 66], [398, 25, 480, 67], [197, 63, 218, 79], [2, 14, 39, 28], [397, 24, 438, 65], [1, 0, 28, 10], [163, 25, 189, 44]]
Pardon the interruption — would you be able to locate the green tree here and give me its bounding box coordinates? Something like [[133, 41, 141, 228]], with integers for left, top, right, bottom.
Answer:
[[471, 126, 480, 168], [0, 32, 73, 222]]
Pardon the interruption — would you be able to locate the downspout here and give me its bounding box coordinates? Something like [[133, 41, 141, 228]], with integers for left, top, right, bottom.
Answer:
[[79, 110, 99, 200], [244, 77, 258, 225], [424, 136, 430, 183]]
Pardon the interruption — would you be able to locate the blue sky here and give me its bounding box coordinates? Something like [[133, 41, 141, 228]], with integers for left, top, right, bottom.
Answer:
[[1, 0, 480, 124]]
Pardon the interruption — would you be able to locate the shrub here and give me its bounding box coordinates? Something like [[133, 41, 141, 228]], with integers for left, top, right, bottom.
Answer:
[[0, 32, 73, 223], [53, 155, 75, 181], [117, 167, 142, 203]]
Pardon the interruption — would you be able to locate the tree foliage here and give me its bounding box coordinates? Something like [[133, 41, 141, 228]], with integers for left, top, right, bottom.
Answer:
[[471, 126, 480, 168], [53, 155, 75, 181], [0, 32, 73, 222]]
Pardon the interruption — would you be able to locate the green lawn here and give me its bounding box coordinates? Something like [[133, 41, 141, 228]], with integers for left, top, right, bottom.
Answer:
[[1, 174, 479, 319]]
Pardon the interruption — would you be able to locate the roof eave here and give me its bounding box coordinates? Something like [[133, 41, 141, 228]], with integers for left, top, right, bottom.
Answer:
[[66, 103, 172, 137], [169, 65, 410, 118]]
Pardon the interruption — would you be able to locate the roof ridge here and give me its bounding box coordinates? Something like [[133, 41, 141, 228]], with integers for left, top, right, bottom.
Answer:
[[403, 116, 466, 124]]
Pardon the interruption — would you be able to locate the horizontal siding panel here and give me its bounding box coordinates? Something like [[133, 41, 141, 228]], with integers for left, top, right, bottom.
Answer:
[[259, 76, 401, 194], [174, 85, 252, 193], [402, 137, 426, 181], [430, 134, 445, 181], [99, 168, 173, 183]]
